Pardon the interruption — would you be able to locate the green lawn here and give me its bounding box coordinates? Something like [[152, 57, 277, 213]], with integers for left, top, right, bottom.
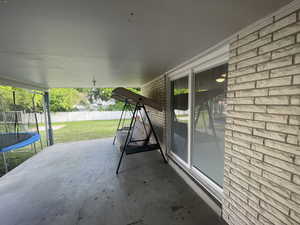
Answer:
[[52, 120, 120, 143], [0, 119, 123, 176]]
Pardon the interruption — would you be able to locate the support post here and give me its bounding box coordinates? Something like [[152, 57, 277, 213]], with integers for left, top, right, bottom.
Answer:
[[44, 91, 54, 146], [2, 152, 8, 174]]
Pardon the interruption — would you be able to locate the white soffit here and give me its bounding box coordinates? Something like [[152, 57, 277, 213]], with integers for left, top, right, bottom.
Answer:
[[0, 0, 292, 88]]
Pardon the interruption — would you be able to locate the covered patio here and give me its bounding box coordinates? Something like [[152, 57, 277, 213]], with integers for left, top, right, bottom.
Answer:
[[0, 138, 225, 225]]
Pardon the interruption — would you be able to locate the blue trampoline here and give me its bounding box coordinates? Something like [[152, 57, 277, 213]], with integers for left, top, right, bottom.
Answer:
[[0, 91, 43, 174], [0, 132, 40, 153], [0, 132, 41, 173]]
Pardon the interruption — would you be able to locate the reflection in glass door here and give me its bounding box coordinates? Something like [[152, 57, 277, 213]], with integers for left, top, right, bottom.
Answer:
[[192, 64, 227, 187], [170, 76, 189, 163]]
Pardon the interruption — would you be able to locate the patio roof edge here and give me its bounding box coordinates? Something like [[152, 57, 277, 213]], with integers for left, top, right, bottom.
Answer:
[[0, 75, 48, 91]]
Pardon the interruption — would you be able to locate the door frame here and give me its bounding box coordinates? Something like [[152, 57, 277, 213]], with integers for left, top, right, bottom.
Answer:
[[166, 43, 229, 202]]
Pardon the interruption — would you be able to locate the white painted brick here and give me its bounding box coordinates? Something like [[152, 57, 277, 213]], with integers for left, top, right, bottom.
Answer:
[[257, 76, 292, 88], [239, 17, 273, 39], [233, 118, 265, 129], [230, 49, 237, 58], [251, 172, 291, 198], [274, 21, 300, 40], [260, 200, 298, 225], [237, 53, 271, 69], [265, 139, 300, 156], [261, 185, 300, 213], [228, 78, 235, 85], [230, 49, 257, 64], [231, 32, 259, 49], [289, 116, 300, 125], [262, 171, 300, 195], [293, 174, 300, 185], [294, 75, 300, 85], [235, 71, 269, 83], [226, 124, 252, 134], [225, 130, 233, 137], [235, 88, 268, 97], [228, 66, 256, 77], [254, 113, 288, 124], [260, 13, 297, 37], [226, 104, 234, 111], [235, 105, 266, 113], [253, 128, 286, 142], [269, 85, 300, 96], [231, 180, 260, 203], [227, 111, 253, 120], [255, 96, 289, 105], [250, 186, 290, 216], [272, 43, 300, 59], [291, 96, 300, 105], [226, 117, 234, 124], [233, 132, 264, 145], [259, 35, 295, 54], [232, 144, 263, 160], [228, 82, 255, 91], [295, 53, 300, 64], [287, 135, 298, 145], [259, 211, 284, 225], [266, 122, 299, 135], [291, 210, 300, 224], [265, 155, 300, 176], [228, 161, 250, 175], [291, 192, 300, 205], [227, 173, 249, 189], [225, 136, 251, 149], [231, 167, 260, 188], [251, 158, 292, 180], [228, 63, 236, 72], [238, 35, 272, 55], [252, 143, 294, 163], [227, 97, 253, 105], [270, 64, 300, 78], [267, 106, 300, 115], [257, 56, 293, 72], [227, 92, 235, 98]]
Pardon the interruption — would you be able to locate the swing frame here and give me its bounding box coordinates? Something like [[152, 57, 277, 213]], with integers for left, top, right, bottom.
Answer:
[[113, 96, 167, 174]]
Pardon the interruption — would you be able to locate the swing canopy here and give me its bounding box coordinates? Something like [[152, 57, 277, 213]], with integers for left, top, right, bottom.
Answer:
[[112, 87, 162, 111]]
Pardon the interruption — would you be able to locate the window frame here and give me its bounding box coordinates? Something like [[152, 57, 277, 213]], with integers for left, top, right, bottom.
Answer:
[[166, 44, 229, 203]]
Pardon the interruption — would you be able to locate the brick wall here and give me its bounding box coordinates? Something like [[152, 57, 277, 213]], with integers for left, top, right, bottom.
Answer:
[[141, 75, 167, 153], [223, 9, 300, 225]]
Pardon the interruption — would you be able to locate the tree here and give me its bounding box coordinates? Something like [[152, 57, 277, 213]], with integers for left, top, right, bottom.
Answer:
[[49, 88, 82, 112], [0, 86, 43, 112]]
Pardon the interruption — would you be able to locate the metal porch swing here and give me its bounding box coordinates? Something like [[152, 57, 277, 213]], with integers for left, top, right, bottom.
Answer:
[[112, 87, 167, 174]]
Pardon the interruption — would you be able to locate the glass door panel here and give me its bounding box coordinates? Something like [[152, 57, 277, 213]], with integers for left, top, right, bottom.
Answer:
[[170, 76, 189, 163], [192, 64, 227, 187]]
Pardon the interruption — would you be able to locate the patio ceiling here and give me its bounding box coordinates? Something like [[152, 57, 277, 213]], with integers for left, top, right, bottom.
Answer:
[[0, 0, 292, 89]]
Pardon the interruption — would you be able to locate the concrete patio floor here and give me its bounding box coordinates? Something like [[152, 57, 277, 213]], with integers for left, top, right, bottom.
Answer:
[[0, 138, 226, 225]]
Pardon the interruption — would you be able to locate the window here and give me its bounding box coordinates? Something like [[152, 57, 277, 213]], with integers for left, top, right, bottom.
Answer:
[[191, 64, 227, 187], [170, 76, 189, 163]]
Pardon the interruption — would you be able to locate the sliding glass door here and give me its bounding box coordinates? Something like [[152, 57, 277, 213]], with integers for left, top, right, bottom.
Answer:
[[170, 76, 189, 163], [191, 64, 227, 187], [168, 64, 227, 192]]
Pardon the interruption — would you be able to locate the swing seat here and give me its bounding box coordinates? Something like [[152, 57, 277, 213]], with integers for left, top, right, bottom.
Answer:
[[125, 143, 160, 155], [115, 119, 155, 152]]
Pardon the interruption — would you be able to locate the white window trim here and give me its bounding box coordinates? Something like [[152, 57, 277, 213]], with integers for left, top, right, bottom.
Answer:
[[166, 42, 229, 203]]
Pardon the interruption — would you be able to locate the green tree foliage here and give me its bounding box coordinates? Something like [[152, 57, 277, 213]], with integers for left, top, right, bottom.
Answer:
[[0, 86, 43, 112], [49, 88, 82, 112]]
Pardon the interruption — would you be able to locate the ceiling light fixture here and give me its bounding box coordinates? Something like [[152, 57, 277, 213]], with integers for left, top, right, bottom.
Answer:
[[216, 78, 225, 83]]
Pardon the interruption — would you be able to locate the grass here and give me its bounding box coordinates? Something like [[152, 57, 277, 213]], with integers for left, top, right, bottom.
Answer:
[[0, 119, 123, 176]]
